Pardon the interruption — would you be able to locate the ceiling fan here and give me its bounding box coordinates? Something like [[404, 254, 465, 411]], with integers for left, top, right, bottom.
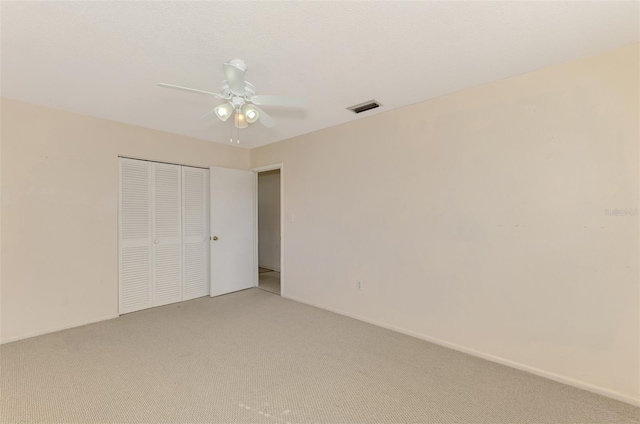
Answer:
[[157, 59, 305, 143]]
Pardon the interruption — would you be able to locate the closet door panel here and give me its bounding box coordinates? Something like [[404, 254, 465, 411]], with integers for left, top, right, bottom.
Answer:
[[182, 167, 210, 300], [152, 162, 183, 306], [119, 158, 152, 314]]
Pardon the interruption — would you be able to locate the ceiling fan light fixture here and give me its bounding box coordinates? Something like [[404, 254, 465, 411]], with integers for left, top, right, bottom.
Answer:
[[214, 103, 233, 121], [241, 104, 260, 123], [158, 59, 307, 134], [234, 111, 249, 129]]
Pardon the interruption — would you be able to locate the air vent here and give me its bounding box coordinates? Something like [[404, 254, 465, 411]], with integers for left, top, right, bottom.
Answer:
[[347, 100, 382, 114]]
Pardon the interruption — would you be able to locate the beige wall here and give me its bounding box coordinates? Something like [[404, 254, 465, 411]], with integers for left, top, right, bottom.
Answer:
[[251, 44, 640, 403], [0, 99, 249, 343], [258, 170, 281, 271]]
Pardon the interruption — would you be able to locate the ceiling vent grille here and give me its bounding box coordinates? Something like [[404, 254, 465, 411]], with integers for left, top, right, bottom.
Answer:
[[347, 100, 382, 114]]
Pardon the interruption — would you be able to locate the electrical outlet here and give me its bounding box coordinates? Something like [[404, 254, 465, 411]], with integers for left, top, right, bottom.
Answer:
[[357, 281, 362, 290]]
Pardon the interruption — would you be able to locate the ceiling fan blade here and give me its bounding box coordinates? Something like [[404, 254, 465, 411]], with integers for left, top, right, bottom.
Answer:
[[253, 106, 276, 128], [199, 109, 218, 121], [157, 83, 225, 99], [223, 63, 246, 94], [251, 95, 305, 107]]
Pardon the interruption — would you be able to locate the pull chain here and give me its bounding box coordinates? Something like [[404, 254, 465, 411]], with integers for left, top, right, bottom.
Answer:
[[228, 110, 241, 145], [236, 108, 241, 144]]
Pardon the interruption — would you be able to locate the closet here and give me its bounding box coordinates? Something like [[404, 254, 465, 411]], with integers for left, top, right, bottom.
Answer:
[[118, 157, 209, 314]]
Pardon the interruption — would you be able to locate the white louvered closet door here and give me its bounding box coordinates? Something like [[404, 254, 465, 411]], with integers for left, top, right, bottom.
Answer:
[[152, 162, 183, 307], [182, 167, 210, 300], [119, 158, 153, 314]]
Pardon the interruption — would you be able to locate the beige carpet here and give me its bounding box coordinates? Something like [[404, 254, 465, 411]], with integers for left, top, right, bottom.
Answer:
[[258, 271, 281, 295], [1, 288, 638, 423]]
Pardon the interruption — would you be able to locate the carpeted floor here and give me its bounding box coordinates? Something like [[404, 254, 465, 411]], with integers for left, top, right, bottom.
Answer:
[[258, 271, 280, 295], [1, 288, 638, 423]]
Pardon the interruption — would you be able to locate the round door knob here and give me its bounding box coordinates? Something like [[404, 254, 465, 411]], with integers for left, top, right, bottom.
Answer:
[[211, 236, 219, 241]]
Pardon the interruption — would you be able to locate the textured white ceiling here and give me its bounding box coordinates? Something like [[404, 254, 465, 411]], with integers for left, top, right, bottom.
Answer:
[[2, 1, 639, 149]]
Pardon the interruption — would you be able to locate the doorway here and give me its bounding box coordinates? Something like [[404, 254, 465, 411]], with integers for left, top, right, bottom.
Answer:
[[256, 168, 281, 295]]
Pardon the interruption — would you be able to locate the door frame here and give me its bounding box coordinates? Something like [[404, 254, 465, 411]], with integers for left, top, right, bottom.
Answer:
[[251, 163, 284, 296]]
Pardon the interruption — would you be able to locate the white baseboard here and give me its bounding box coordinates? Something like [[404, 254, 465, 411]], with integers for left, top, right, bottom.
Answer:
[[283, 294, 640, 407], [0, 314, 120, 345]]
